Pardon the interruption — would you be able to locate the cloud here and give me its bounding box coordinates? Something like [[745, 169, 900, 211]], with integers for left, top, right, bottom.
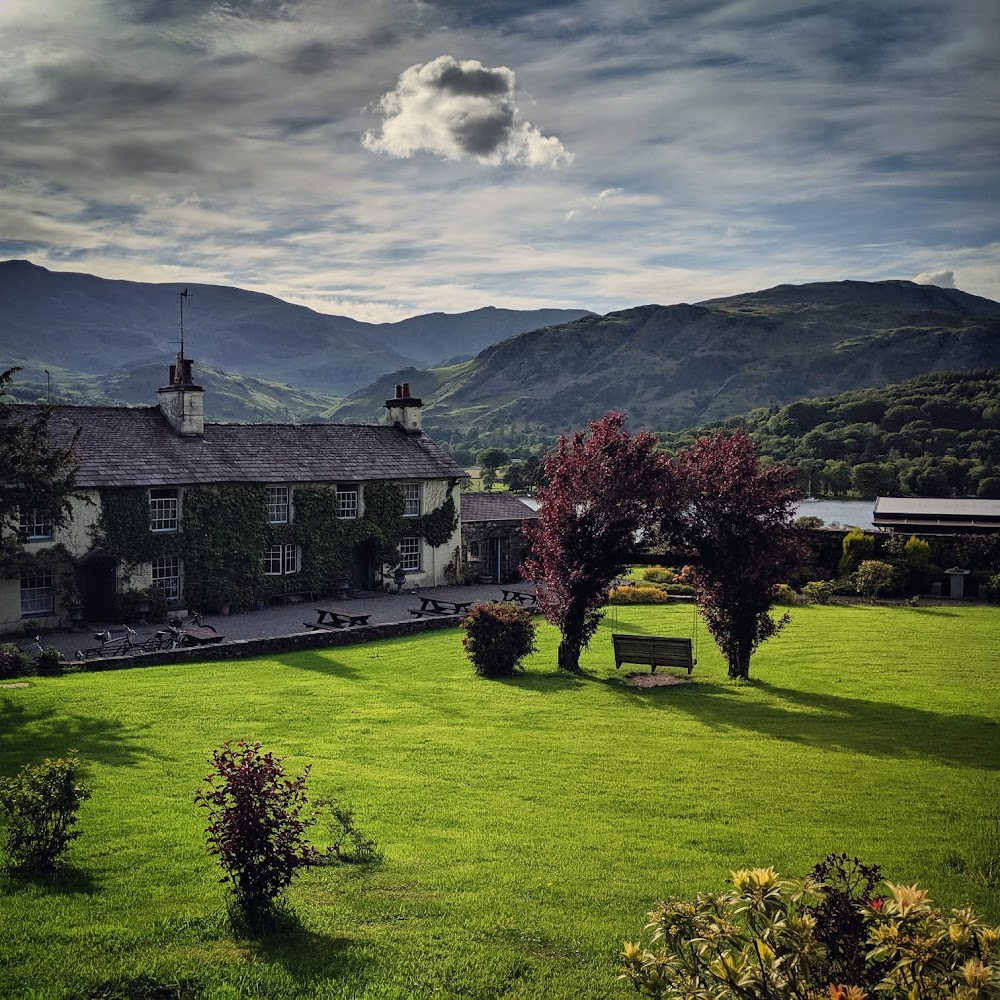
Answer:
[[363, 55, 573, 168], [912, 269, 955, 288]]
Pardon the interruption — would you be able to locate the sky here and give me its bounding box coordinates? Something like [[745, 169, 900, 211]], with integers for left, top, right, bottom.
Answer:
[[1, 0, 998, 323]]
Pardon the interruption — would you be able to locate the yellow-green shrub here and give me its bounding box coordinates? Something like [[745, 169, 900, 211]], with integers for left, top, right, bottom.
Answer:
[[608, 585, 669, 605]]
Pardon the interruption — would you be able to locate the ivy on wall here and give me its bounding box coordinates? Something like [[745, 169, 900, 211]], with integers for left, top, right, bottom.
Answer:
[[93, 480, 459, 611]]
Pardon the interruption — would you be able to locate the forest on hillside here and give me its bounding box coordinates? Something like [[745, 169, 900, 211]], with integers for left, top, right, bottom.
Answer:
[[655, 370, 1000, 499], [448, 370, 1000, 500]]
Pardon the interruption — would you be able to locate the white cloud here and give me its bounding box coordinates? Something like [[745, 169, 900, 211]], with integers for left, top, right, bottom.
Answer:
[[362, 55, 573, 168], [912, 269, 956, 288]]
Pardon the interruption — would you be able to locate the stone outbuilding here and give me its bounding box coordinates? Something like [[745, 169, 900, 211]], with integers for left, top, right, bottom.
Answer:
[[460, 493, 539, 584]]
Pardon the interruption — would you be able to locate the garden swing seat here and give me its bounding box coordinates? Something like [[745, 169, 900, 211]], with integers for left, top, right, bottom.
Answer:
[[612, 634, 695, 675]]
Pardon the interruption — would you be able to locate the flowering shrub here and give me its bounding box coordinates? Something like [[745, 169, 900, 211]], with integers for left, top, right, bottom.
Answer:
[[775, 583, 803, 606], [621, 865, 1000, 999], [855, 559, 896, 603], [802, 580, 836, 604], [0, 643, 31, 679], [461, 601, 537, 678], [609, 585, 669, 605]]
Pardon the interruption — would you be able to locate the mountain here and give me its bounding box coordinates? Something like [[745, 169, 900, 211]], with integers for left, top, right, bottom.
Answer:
[[330, 280, 1000, 444], [0, 260, 590, 395], [3, 357, 341, 423]]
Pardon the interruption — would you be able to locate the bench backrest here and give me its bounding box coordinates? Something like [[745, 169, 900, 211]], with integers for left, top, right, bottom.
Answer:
[[612, 633, 693, 667]]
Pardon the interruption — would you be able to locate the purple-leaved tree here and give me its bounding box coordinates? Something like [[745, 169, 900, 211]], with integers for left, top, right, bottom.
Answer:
[[524, 412, 671, 672], [664, 429, 803, 680]]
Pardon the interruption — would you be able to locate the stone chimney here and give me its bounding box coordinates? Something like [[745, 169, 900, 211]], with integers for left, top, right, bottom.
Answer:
[[384, 381, 422, 434], [157, 353, 205, 436]]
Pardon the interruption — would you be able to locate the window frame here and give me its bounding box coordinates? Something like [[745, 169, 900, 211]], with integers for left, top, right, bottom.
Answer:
[[337, 485, 359, 520], [18, 509, 53, 542], [264, 543, 299, 576], [401, 482, 421, 518], [399, 535, 421, 572], [266, 485, 290, 525], [151, 555, 182, 602], [467, 540, 482, 561], [20, 570, 54, 617], [149, 488, 180, 533]]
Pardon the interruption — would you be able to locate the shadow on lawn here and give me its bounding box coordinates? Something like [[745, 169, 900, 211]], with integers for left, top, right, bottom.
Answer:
[[246, 912, 361, 986], [0, 863, 100, 898], [272, 650, 364, 680], [0, 696, 155, 768], [610, 680, 999, 770]]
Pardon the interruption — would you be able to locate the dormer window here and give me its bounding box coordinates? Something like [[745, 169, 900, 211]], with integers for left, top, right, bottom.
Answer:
[[337, 485, 359, 519], [150, 488, 179, 532], [19, 510, 53, 542]]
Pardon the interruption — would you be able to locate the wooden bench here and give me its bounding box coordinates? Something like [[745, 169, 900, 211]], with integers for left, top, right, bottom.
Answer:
[[183, 625, 225, 645], [305, 620, 344, 632], [269, 590, 316, 606], [612, 633, 695, 675]]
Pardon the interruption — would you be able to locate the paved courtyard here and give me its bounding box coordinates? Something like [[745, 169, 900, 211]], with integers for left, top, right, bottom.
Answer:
[[29, 582, 538, 661]]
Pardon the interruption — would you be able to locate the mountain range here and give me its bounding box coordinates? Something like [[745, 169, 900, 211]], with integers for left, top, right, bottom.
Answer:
[[331, 280, 1000, 443], [2, 261, 998, 443], [0, 259, 590, 404]]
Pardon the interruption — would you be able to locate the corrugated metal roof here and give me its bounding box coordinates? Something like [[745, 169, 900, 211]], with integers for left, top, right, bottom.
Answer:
[[20, 405, 467, 487], [874, 496, 1000, 520]]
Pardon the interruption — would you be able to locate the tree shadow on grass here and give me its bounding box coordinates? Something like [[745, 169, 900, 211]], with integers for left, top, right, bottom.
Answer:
[[495, 670, 588, 693], [0, 863, 100, 898], [607, 679, 999, 770], [0, 696, 156, 768], [270, 650, 363, 680]]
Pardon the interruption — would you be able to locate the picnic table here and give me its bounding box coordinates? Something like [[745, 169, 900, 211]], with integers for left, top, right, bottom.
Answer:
[[408, 597, 473, 618], [184, 625, 224, 645], [500, 589, 537, 606], [307, 602, 372, 631]]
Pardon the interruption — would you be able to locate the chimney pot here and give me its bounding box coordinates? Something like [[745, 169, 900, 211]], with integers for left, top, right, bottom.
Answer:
[[402, 383, 410, 398]]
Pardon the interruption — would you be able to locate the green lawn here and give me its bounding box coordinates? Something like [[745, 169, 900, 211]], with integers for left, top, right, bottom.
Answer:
[[1, 603, 998, 999]]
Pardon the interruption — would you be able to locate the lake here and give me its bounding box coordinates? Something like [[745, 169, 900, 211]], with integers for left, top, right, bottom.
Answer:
[[794, 498, 874, 529]]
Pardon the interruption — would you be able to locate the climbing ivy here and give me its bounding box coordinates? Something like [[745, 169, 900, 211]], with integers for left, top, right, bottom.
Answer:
[[93, 481, 459, 611]]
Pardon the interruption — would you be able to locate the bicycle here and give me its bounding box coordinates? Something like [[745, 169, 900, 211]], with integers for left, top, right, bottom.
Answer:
[[75, 625, 138, 660]]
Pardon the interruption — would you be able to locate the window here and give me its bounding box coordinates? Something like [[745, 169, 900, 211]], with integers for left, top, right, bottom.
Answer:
[[149, 488, 179, 532], [264, 543, 298, 576], [401, 482, 421, 517], [20, 571, 54, 617], [19, 510, 52, 541], [399, 535, 421, 572], [337, 485, 359, 519], [467, 540, 481, 561], [266, 486, 289, 524], [151, 556, 182, 602]]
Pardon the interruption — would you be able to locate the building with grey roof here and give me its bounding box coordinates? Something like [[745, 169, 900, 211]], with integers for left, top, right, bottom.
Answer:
[[460, 492, 539, 584], [2, 357, 467, 632], [873, 497, 1000, 534]]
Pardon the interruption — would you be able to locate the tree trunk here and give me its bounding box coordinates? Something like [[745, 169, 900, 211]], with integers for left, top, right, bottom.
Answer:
[[557, 601, 586, 672], [727, 655, 750, 680]]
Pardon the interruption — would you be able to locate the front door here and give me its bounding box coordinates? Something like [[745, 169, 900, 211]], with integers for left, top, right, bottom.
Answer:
[[79, 554, 117, 622], [351, 541, 377, 591], [487, 536, 501, 584]]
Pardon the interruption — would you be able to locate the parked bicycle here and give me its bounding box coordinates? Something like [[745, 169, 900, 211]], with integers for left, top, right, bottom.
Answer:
[[75, 625, 139, 660]]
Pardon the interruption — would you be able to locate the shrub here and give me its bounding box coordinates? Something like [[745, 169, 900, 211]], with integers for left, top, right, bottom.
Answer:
[[621, 865, 1000, 999], [839, 526, 875, 577], [640, 566, 673, 583], [0, 752, 91, 872], [774, 583, 802, 605], [320, 799, 383, 865], [34, 647, 64, 676], [0, 643, 31, 679], [801, 579, 835, 604], [856, 559, 895, 602], [609, 585, 669, 605], [195, 740, 321, 926], [461, 602, 537, 678], [662, 582, 696, 596]]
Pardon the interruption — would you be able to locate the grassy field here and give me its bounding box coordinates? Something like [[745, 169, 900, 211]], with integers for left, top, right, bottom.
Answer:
[[1, 603, 998, 999]]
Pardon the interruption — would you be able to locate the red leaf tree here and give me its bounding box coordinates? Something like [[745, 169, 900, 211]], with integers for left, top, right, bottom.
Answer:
[[524, 412, 671, 672], [665, 430, 803, 680]]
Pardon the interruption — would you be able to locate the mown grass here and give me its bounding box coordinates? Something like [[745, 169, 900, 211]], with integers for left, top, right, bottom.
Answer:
[[1, 603, 998, 998]]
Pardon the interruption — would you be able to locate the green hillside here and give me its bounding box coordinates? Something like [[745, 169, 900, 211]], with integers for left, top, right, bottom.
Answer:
[[330, 280, 1000, 450]]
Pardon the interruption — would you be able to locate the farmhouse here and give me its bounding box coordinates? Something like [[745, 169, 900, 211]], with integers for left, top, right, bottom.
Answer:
[[1, 361, 466, 633], [460, 492, 539, 584]]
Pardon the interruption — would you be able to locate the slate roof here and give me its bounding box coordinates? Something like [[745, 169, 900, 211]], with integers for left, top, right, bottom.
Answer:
[[24, 405, 467, 488], [460, 493, 540, 523]]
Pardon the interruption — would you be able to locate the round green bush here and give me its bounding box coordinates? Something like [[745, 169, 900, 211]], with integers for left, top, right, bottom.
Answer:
[[461, 602, 537, 678]]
